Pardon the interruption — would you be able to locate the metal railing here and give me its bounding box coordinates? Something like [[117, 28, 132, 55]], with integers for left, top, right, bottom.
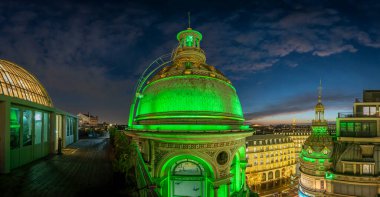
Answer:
[[339, 131, 377, 137], [134, 144, 160, 197], [338, 112, 380, 118]]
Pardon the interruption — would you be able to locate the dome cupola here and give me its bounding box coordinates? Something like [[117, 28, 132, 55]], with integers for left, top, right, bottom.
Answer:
[[130, 27, 248, 131]]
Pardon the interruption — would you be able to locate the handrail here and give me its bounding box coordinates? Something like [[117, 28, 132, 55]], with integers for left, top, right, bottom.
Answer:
[[128, 54, 173, 127], [338, 112, 380, 118], [134, 145, 160, 196]]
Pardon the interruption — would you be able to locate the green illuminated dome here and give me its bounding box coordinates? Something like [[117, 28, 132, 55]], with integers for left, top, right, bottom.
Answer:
[[134, 28, 245, 130]]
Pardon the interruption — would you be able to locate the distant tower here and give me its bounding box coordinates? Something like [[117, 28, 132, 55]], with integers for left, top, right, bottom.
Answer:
[[299, 81, 333, 196], [292, 118, 297, 132]]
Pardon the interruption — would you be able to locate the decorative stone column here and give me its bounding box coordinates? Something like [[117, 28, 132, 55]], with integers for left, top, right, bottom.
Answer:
[[214, 186, 219, 197], [0, 100, 10, 173]]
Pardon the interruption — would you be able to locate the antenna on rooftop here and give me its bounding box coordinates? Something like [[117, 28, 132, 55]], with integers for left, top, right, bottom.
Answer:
[[188, 11, 191, 29]]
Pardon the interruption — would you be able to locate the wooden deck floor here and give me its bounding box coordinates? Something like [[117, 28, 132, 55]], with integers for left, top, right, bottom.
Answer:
[[0, 137, 124, 197]]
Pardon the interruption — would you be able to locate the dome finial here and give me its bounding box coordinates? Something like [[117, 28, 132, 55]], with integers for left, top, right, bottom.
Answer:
[[188, 11, 191, 29]]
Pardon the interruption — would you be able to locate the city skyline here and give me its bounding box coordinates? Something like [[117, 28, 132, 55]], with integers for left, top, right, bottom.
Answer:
[[1, 1, 380, 124]]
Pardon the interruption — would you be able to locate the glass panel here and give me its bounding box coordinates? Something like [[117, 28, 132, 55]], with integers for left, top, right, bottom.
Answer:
[[370, 122, 377, 133], [340, 122, 347, 132], [66, 117, 70, 136], [71, 118, 74, 135], [43, 112, 49, 142], [363, 107, 370, 116], [363, 165, 370, 174], [173, 180, 202, 197], [370, 107, 377, 115], [185, 35, 193, 47], [347, 123, 354, 132], [173, 161, 203, 175], [362, 122, 370, 132], [34, 111, 42, 144], [10, 108, 21, 149], [22, 110, 32, 146], [355, 122, 361, 132]]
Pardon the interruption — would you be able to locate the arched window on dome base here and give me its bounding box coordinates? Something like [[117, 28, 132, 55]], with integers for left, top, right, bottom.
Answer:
[[158, 155, 215, 197]]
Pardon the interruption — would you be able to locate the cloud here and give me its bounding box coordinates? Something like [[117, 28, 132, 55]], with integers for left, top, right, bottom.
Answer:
[[193, 7, 380, 74], [244, 91, 355, 120], [0, 2, 156, 123]]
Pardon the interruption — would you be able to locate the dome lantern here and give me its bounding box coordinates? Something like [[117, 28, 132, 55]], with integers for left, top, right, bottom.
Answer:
[[130, 25, 248, 131]]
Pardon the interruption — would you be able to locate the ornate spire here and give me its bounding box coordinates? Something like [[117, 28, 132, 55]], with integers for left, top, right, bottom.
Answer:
[[188, 11, 191, 29], [172, 16, 206, 65], [318, 79, 322, 103], [313, 80, 327, 130]]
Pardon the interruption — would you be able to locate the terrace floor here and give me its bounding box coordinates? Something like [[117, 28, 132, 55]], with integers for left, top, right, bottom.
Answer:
[[0, 136, 125, 197]]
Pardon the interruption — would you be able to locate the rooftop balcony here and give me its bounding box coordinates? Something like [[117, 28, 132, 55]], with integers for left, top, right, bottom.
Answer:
[[338, 112, 380, 118]]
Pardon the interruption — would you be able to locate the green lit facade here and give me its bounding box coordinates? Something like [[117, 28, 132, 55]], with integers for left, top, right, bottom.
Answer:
[[299, 83, 333, 197], [0, 59, 78, 173], [299, 90, 380, 197], [126, 27, 253, 196]]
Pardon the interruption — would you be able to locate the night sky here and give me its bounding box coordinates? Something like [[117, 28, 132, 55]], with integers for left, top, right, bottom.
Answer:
[[1, 0, 380, 124]]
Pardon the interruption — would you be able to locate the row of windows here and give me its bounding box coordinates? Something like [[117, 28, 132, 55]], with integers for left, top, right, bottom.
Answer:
[[249, 138, 292, 145], [252, 158, 296, 165], [343, 163, 374, 175], [10, 107, 50, 149], [251, 151, 294, 159], [340, 122, 376, 133], [251, 146, 295, 152], [340, 122, 377, 137]]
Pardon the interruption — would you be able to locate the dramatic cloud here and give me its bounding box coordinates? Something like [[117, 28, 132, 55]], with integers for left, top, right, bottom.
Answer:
[[244, 91, 356, 121], [0, 2, 156, 123], [0, 1, 380, 124]]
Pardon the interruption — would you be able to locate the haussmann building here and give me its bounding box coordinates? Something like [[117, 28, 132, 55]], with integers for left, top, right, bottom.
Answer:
[[299, 87, 380, 197]]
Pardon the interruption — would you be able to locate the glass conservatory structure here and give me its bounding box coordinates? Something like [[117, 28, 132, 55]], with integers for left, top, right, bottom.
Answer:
[[0, 59, 78, 173]]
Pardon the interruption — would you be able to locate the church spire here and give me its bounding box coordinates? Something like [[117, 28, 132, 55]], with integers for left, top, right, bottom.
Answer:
[[188, 12, 191, 29], [318, 79, 322, 103], [173, 15, 206, 65]]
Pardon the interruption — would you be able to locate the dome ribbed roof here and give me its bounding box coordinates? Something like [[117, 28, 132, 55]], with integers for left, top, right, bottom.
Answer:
[[0, 60, 52, 107], [132, 28, 246, 130]]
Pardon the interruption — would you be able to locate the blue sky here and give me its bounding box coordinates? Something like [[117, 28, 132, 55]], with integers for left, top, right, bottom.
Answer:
[[0, 0, 380, 124]]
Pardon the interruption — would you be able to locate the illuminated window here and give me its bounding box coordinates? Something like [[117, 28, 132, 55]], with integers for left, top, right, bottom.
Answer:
[[185, 35, 193, 47], [10, 107, 20, 149], [173, 161, 204, 176], [22, 110, 32, 146], [363, 106, 376, 116], [35, 111, 42, 145], [43, 112, 49, 142], [363, 164, 371, 174]]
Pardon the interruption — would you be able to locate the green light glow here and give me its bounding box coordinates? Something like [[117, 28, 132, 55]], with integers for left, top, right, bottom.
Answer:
[[10, 108, 20, 129], [325, 172, 334, 180], [131, 124, 250, 131], [185, 35, 193, 47], [135, 75, 244, 123], [159, 154, 215, 196], [302, 156, 316, 163], [319, 159, 325, 163], [176, 29, 203, 41], [312, 126, 327, 134]]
